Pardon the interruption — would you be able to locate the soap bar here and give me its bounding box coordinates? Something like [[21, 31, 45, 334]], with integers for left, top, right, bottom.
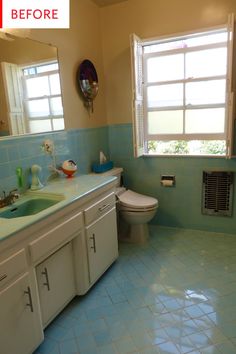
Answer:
[[92, 161, 114, 173]]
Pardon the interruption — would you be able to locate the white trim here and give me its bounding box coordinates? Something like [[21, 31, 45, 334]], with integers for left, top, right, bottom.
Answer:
[[141, 24, 227, 47]]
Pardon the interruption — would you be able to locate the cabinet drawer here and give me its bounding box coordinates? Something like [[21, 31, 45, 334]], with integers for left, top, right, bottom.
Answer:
[[29, 212, 83, 264], [0, 249, 27, 288], [84, 193, 116, 225]]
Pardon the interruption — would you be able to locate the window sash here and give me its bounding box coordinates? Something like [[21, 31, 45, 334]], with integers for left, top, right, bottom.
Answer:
[[143, 31, 229, 143], [131, 15, 234, 157], [21, 61, 64, 133]]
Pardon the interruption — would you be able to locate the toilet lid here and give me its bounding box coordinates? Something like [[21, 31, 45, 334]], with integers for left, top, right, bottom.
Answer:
[[118, 189, 158, 209]]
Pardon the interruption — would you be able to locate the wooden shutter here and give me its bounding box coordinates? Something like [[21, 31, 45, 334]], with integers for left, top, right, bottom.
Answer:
[[1, 62, 26, 135], [130, 33, 145, 157], [226, 13, 235, 158]]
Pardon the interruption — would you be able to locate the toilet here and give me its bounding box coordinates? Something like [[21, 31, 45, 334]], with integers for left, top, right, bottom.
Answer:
[[99, 167, 158, 243]]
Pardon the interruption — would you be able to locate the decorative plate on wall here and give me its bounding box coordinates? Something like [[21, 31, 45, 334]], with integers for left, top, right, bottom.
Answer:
[[77, 59, 99, 113]]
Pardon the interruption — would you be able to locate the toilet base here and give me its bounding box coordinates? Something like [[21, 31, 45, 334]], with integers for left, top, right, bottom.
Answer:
[[118, 218, 149, 244]]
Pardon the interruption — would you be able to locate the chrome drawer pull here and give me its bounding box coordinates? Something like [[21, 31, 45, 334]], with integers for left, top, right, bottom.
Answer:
[[90, 233, 96, 253], [98, 203, 110, 212], [24, 286, 34, 312], [42, 267, 51, 291], [0, 274, 7, 282]]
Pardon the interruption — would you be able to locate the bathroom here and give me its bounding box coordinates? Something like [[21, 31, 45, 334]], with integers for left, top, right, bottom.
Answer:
[[1, 0, 236, 353]]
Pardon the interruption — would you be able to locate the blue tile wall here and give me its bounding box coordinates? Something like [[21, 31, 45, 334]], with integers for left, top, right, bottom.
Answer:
[[0, 126, 109, 194], [1, 123, 236, 234], [108, 123, 236, 234]]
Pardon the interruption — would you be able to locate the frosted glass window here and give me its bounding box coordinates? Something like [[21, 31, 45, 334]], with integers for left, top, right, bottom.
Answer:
[[49, 74, 61, 95], [186, 48, 227, 78], [185, 32, 227, 47], [37, 63, 58, 73], [26, 77, 49, 98], [185, 108, 225, 133], [148, 111, 183, 134], [29, 120, 51, 133], [28, 99, 49, 117], [52, 119, 65, 131], [144, 32, 227, 54], [147, 84, 183, 107], [50, 97, 63, 115], [147, 54, 184, 82], [186, 80, 226, 105]]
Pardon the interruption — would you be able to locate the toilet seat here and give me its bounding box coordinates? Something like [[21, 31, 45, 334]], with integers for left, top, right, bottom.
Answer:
[[118, 189, 158, 211]]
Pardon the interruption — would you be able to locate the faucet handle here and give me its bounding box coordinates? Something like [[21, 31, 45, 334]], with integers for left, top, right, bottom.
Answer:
[[9, 189, 20, 201]]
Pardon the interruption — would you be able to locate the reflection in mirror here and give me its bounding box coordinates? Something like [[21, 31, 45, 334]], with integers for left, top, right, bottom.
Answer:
[[77, 59, 98, 114], [0, 36, 64, 138]]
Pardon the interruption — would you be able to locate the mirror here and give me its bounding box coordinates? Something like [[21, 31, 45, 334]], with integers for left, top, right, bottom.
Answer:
[[0, 35, 64, 138], [77, 59, 98, 113]]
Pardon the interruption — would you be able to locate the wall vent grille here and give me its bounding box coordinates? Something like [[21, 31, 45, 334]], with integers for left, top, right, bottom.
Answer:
[[202, 171, 234, 216]]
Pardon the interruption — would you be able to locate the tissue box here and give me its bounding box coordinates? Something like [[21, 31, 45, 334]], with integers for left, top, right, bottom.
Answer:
[[92, 161, 114, 173]]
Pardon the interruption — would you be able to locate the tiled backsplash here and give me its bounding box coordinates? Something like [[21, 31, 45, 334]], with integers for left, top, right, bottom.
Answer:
[[0, 127, 109, 193], [1, 123, 236, 234]]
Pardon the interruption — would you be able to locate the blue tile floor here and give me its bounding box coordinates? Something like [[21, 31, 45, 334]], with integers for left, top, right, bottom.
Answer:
[[34, 226, 236, 354]]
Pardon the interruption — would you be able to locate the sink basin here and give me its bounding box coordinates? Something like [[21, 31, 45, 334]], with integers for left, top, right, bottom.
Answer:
[[0, 197, 62, 219]]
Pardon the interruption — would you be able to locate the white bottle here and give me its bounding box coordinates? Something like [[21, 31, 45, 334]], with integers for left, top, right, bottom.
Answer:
[[31, 164, 44, 190]]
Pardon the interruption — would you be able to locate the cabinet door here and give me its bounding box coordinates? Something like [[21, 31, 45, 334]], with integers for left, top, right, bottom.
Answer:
[[0, 272, 43, 354], [36, 242, 75, 327], [86, 207, 118, 284]]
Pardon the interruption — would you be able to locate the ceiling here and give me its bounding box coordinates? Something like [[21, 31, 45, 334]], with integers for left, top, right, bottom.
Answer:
[[92, 0, 128, 7]]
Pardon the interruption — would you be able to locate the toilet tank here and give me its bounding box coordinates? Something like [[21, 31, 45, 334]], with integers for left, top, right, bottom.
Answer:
[[98, 167, 123, 187]]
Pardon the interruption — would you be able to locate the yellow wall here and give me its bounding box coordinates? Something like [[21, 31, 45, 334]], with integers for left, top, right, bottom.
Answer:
[[29, 0, 107, 129], [100, 0, 236, 125]]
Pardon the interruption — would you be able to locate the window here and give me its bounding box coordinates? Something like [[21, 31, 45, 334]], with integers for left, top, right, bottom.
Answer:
[[22, 61, 64, 133], [130, 14, 235, 157]]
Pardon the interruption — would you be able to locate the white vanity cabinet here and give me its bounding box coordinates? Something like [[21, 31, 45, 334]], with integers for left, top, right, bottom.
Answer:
[[0, 176, 118, 354], [84, 192, 118, 285], [0, 250, 43, 354], [36, 242, 76, 327]]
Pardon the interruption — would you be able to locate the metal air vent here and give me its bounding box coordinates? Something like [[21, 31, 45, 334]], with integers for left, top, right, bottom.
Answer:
[[202, 171, 234, 216]]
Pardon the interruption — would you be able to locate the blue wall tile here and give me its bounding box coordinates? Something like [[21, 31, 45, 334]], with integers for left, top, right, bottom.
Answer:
[[1, 124, 235, 234], [0, 127, 109, 193], [108, 124, 236, 234]]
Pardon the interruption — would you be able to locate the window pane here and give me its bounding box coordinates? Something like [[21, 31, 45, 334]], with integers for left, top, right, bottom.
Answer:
[[186, 48, 227, 78], [29, 120, 52, 133], [147, 84, 183, 108], [26, 77, 49, 98], [52, 118, 65, 131], [185, 32, 227, 47], [49, 74, 61, 95], [144, 31, 227, 54], [185, 108, 225, 134], [148, 140, 226, 155], [50, 97, 63, 115], [28, 99, 49, 117], [147, 54, 184, 82], [36, 63, 58, 73], [186, 80, 226, 105], [148, 111, 183, 134]]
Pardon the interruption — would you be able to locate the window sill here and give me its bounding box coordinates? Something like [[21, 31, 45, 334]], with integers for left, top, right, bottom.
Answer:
[[143, 153, 229, 158]]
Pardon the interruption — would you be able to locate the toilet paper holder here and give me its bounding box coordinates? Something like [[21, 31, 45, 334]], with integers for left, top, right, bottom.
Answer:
[[161, 175, 175, 187]]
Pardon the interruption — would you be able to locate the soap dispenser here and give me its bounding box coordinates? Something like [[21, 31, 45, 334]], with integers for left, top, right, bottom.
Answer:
[[31, 164, 44, 190]]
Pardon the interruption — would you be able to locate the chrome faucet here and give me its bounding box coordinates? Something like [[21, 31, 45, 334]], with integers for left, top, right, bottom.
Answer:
[[0, 189, 20, 208]]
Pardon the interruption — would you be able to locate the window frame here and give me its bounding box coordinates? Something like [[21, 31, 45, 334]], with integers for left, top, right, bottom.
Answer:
[[21, 60, 64, 133], [130, 14, 235, 158]]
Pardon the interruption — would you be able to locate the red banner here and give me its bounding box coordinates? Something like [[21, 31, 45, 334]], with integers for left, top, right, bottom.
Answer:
[[0, 0, 2, 28]]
